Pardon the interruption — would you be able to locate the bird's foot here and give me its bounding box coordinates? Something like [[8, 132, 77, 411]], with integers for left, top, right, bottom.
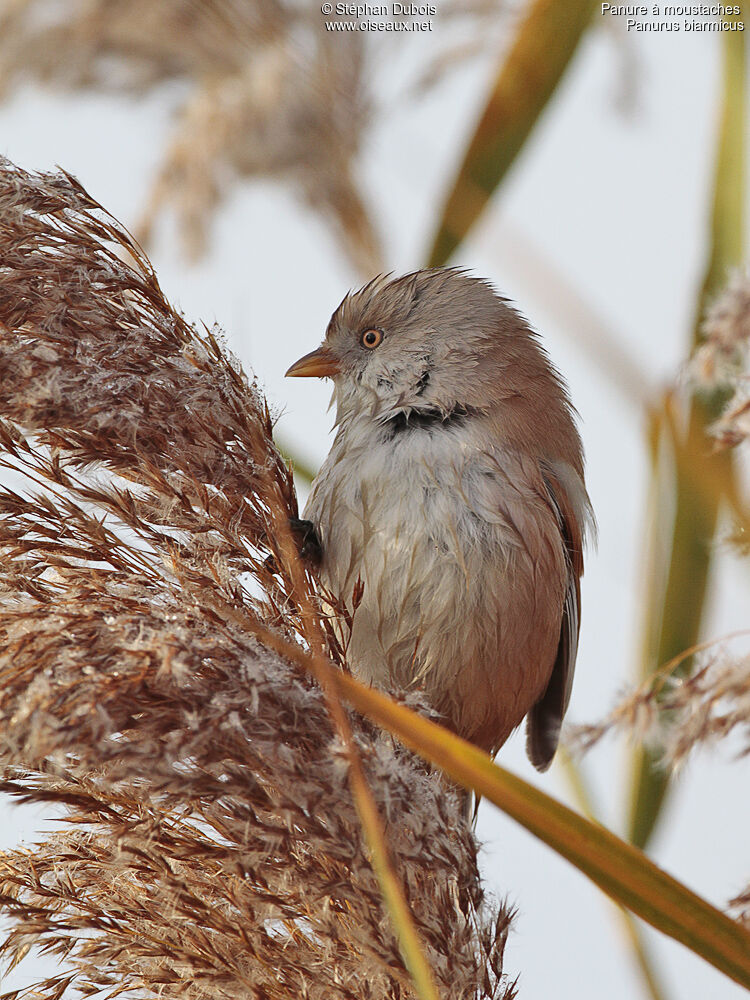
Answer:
[[289, 517, 323, 566], [265, 517, 322, 575]]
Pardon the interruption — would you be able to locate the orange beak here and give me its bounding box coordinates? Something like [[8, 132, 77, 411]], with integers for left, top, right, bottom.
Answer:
[[285, 343, 340, 379]]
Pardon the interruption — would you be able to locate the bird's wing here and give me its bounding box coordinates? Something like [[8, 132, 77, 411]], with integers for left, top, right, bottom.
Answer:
[[526, 467, 585, 771]]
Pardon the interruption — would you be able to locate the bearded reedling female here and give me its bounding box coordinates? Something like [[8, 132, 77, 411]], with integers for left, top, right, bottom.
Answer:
[[287, 268, 593, 770]]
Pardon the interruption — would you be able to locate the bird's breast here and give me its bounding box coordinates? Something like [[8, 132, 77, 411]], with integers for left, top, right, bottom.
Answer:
[[303, 421, 547, 699]]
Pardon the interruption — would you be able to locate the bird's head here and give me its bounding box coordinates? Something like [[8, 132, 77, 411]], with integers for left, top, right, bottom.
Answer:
[[285, 268, 519, 426]]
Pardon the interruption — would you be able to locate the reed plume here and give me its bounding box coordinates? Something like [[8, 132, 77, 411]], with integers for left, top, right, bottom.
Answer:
[[0, 1, 512, 278], [571, 650, 750, 766], [0, 0, 380, 274], [691, 268, 750, 448], [0, 157, 513, 1000]]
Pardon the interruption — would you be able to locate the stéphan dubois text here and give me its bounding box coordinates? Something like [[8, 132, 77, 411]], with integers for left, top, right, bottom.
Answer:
[[333, 3, 436, 14]]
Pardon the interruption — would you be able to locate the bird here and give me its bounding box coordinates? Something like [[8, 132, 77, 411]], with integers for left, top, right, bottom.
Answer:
[[286, 268, 593, 771]]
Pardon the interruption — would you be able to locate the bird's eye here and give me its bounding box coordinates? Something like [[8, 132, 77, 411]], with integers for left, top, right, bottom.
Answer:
[[360, 328, 383, 350]]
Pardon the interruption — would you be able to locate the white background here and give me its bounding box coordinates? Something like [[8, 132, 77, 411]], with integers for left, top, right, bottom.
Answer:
[[1, 8, 749, 998]]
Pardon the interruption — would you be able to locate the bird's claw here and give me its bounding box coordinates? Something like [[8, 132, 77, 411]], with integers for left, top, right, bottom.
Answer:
[[289, 517, 323, 566], [265, 517, 323, 575]]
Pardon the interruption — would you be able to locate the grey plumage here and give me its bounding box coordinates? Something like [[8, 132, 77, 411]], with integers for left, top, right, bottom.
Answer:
[[289, 268, 593, 770]]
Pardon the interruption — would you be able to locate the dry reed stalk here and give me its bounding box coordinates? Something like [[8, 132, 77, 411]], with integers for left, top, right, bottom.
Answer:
[[0, 156, 513, 1000]]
